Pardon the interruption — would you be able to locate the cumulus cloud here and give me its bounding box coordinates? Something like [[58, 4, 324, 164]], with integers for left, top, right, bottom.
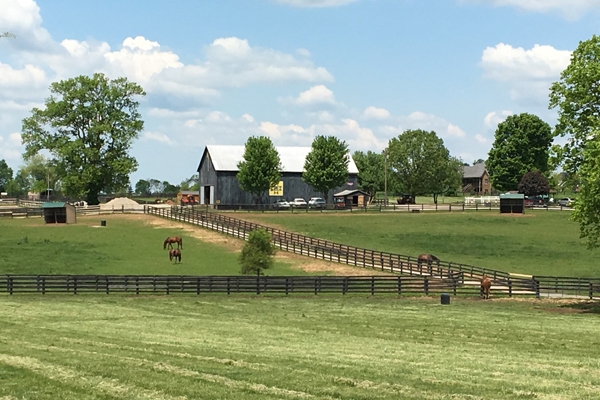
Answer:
[[475, 134, 488, 143], [294, 85, 337, 106], [401, 111, 467, 138], [143, 131, 172, 145], [462, 0, 600, 19], [363, 106, 390, 120], [274, 0, 359, 7], [480, 43, 571, 103], [484, 110, 513, 130], [147, 108, 202, 119]]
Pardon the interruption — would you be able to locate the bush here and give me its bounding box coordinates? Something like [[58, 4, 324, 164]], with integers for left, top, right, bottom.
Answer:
[[239, 229, 276, 276]]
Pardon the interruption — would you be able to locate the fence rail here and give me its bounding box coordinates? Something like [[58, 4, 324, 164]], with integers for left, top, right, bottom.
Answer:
[[0, 274, 544, 297], [0, 207, 43, 218]]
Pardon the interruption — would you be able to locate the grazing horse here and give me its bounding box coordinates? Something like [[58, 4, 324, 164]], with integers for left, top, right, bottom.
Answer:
[[163, 236, 183, 250], [169, 248, 182, 263], [417, 254, 440, 265], [481, 275, 492, 299]]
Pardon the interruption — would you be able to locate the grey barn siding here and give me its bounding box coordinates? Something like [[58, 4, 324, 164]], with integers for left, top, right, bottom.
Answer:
[[197, 146, 359, 205]]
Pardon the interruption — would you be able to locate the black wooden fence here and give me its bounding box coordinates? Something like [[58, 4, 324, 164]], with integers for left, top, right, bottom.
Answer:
[[0, 274, 542, 297], [146, 206, 510, 283]]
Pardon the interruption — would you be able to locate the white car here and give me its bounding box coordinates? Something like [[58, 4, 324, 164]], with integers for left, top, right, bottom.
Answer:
[[557, 198, 574, 207], [273, 199, 290, 209], [308, 197, 326, 208], [290, 198, 308, 208]]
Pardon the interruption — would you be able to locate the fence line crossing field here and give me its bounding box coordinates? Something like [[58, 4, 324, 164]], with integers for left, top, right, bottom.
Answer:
[[239, 210, 598, 277], [0, 296, 599, 399]]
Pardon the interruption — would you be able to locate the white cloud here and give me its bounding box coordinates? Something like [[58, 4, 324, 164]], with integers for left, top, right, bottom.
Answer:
[[363, 106, 390, 120], [447, 123, 467, 138], [241, 114, 254, 123], [484, 110, 513, 130], [143, 131, 172, 145], [307, 111, 336, 122], [295, 85, 336, 106], [205, 111, 232, 123], [475, 134, 487, 143], [274, 0, 359, 7], [147, 108, 202, 119], [0, 133, 23, 161], [480, 43, 571, 102], [462, 0, 600, 19], [403, 111, 467, 138]]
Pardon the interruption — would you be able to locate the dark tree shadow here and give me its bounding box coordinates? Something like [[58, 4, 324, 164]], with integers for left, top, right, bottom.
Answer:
[[559, 301, 600, 314]]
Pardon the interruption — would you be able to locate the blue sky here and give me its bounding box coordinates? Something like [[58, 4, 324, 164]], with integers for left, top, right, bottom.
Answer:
[[1, 0, 599, 186]]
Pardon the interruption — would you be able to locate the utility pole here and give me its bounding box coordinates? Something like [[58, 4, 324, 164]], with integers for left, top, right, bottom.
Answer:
[[384, 148, 388, 205]]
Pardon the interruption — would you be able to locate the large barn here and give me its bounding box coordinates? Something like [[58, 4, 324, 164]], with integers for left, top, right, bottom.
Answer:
[[197, 145, 360, 205]]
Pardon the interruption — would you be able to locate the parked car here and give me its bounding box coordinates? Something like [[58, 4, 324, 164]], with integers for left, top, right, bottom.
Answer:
[[308, 197, 326, 208], [273, 199, 290, 209], [396, 194, 415, 204], [528, 196, 548, 208], [290, 198, 308, 208], [557, 197, 574, 207]]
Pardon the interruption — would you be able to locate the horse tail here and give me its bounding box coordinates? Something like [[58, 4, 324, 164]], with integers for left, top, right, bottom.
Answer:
[[180, 237, 183, 249]]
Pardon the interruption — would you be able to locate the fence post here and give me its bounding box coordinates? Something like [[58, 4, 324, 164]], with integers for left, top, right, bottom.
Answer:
[[397, 276, 402, 295], [106, 277, 109, 294], [136, 277, 139, 295], [8, 276, 13, 295], [227, 277, 231, 295], [256, 276, 260, 295], [535, 279, 540, 298], [589, 282, 594, 300], [424, 278, 429, 296], [371, 276, 375, 296], [196, 277, 200, 295], [42, 277, 46, 295], [166, 278, 170, 295], [343, 277, 348, 295], [285, 278, 289, 295], [73, 277, 78, 295], [508, 279, 512, 297]]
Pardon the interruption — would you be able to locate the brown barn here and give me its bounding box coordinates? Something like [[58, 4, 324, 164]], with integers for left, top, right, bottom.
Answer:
[[42, 202, 76, 224], [334, 189, 370, 209], [462, 163, 491, 194]]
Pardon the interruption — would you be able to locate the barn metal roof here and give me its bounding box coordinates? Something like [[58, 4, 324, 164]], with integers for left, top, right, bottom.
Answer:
[[204, 145, 359, 174], [42, 202, 66, 208]]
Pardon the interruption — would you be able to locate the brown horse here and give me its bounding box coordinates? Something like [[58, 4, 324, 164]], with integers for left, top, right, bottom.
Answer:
[[417, 254, 440, 266], [481, 275, 492, 299], [169, 248, 182, 263], [163, 236, 182, 250]]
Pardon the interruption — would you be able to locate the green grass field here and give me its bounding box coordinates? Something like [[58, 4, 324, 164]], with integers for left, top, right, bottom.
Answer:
[[0, 295, 598, 399], [240, 210, 598, 277], [0, 215, 308, 276]]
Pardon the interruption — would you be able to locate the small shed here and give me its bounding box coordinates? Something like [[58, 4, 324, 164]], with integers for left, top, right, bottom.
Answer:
[[42, 202, 77, 224], [177, 190, 199, 205], [499, 194, 524, 214], [334, 189, 370, 209]]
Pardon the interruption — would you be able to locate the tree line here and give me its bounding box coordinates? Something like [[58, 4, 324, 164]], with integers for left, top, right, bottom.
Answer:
[[1, 34, 599, 247]]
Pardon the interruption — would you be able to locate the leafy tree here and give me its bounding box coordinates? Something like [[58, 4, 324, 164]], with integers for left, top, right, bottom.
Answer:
[[127, 184, 134, 196], [163, 181, 179, 194], [518, 171, 550, 196], [0, 159, 13, 192], [237, 136, 282, 203], [239, 228, 276, 276], [21, 73, 145, 205], [473, 159, 485, 165], [303, 136, 349, 201], [352, 150, 384, 199], [386, 129, 457, 203], [148, 179, 164, 195], [180, 174, 199, 191], [550, 35, 600, 249], [135, 179, 151, 196], [486, 113, 553, 192], [431, 156, 463, 202], [19, 154, 59, 194]]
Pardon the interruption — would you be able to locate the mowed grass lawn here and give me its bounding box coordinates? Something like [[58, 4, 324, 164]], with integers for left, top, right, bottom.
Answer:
[[0, 215, 305, 276], [0, 295, 599, 399], [241, 210, 598, 277]]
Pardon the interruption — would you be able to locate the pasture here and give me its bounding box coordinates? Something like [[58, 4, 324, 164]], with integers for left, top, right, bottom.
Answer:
[[0, 295, 599, 399], [0, 215, 322, 276], [240, 210, 598, 277]]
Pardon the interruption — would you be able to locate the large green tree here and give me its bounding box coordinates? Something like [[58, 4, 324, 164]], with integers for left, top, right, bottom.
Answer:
[[135, 179, 151, 196], [237, 136, 282, 203], [21, 73, 145, 205], [303, 136, 349, 201], [486, 113, 553, 192], [0, 159, 13, 192], [518, 171, 550, 196], [352, 150, 384, 199], [550, 35, 600, 249], [18, 154, 59, 195], [386, 129, 458, 203]]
